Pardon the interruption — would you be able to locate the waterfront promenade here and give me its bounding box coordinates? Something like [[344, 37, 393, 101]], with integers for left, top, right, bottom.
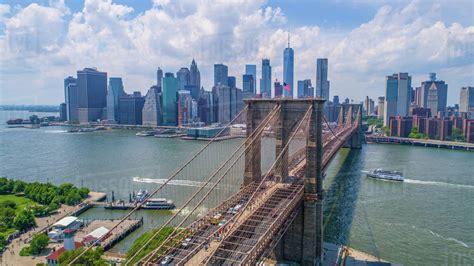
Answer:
[[366, 135, 474, 151]]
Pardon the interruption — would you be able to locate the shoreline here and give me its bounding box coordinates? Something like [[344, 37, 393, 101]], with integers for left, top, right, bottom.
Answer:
[[366, 135, 473, 151]]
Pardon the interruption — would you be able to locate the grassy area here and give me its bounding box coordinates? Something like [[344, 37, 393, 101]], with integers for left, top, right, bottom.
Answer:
[[126, 227, 189, 264], [0, 194, 36, 214]]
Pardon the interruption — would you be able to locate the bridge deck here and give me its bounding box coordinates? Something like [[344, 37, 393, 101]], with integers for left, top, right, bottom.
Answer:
[[152, 124, 359, 265]]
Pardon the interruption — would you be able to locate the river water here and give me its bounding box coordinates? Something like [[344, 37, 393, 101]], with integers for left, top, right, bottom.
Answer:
[[0, 111, 472, 265]]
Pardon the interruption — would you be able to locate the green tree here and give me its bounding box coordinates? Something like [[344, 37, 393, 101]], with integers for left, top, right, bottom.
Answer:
[[29, 233, 49, 255], [0, 235, 6, 251], [78, 187, 90, 199], [58, 247, 107, 265], [0, 207, 17, 228], [451, 127, 465, 141], [13, 209, 36, 231], [0, 200, 17, 209], [65, 190, 82, 205]]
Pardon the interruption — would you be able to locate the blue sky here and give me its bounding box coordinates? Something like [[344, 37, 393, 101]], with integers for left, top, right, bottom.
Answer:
[[0, 0, 473, 105]]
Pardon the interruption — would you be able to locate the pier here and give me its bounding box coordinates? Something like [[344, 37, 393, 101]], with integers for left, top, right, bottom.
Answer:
[[77, 218, 143, 250]]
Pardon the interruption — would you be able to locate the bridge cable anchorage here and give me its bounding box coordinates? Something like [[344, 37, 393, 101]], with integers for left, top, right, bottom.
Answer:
[[67, 106, 250, 266], [202, 106, 313, 265], [144, 106, 283, 265], [130, 105, 281, 265]]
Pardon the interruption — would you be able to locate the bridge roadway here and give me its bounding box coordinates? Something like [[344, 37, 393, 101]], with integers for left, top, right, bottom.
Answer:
[[151, 124, 358, 265]]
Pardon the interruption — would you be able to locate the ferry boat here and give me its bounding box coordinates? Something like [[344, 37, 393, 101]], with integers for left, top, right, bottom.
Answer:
[[135, 189, 149, 202], [142, 198, 175, 210], [366, 169, 404, 182], [136, 131, 156, 137]]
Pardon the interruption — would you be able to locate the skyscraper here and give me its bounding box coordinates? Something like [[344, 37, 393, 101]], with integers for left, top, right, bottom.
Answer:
[[77, 68, 107, 123], [106, 77, 125, 123], [364, 96, 375, 115], [260, 59, 271, 98], [213, 85, 231, 124], [176, 67, 190, 91], [142, 86, 162, 126], [460, 86, 474, 118], [274, 80, 283, 98], [162, 73, 178, 126], [157, 67, 163, 87], [214, 64, 228, 86], [283, 34, 294, 98], [242, 74, 254, 96], [418, 73, 448, 115], [377, 96, 385, 119], [178, 90, 194, 126], [245, 64, 256, 94], [297, 79, 313, 98], [228, 76, 236, 89], [64, 76, 76, 103], [59, 103, 67, 122], [383, 73, 412, 126], [198, 88, 213, 125], [64, 76, 78, 122], [119, 91, 145, 125], [189, 59, 201, 99], [315, 58, 329, 100]]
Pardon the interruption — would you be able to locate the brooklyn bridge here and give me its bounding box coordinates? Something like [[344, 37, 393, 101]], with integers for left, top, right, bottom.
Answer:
[[70, 99, 363, 266]]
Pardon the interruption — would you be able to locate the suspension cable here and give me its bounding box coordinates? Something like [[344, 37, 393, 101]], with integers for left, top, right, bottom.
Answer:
[[130, 105, 280, 265], [68, 106, 248, 265], [202, 106, 313, 265]]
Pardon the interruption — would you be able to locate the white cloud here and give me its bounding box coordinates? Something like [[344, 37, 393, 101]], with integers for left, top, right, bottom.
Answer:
[[0, 0, 472, 105]]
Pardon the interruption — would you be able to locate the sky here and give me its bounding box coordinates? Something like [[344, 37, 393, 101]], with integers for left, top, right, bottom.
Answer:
[[0, 0, 473, 105]]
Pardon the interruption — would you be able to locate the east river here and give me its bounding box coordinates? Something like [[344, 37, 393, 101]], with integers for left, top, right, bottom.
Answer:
[[0, 111, 473, 265]]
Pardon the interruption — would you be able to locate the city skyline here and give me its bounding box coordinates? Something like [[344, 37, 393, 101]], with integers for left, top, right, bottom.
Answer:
[[0, 0, 473, 105]]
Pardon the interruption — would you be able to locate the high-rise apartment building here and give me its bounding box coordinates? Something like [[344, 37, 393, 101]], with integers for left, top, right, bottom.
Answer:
[[214, 64, 228, 86], [315, 58, 329, 101], [162, 73, 178, 126], [283, 35, 294, 98], [245, 64, 256, 94], [106, 77, 125, 123], [142, 86, 162, 126], [77, 68, 107, 123], [260, 59, 271, 98]]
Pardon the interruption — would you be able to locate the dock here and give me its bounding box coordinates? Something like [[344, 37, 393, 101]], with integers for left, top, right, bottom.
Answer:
[[77, 218, 143, 250]]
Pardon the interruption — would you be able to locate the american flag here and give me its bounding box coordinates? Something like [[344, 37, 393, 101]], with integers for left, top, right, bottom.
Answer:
[[283, 82, 291, 92]]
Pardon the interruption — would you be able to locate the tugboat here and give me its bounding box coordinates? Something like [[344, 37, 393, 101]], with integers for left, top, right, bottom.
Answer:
[[366, 169, 404, 182]]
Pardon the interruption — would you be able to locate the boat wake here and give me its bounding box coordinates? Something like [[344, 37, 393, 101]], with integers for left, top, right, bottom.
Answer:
[[132, 176, 212, 188], [385, 223, 470, 248], [404, 179, 474, 189], [427, 229, 470, 248], [45, 130, 68, 133]]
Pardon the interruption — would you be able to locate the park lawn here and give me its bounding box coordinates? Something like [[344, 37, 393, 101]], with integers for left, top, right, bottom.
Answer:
[[0, 194, 37, 214]]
